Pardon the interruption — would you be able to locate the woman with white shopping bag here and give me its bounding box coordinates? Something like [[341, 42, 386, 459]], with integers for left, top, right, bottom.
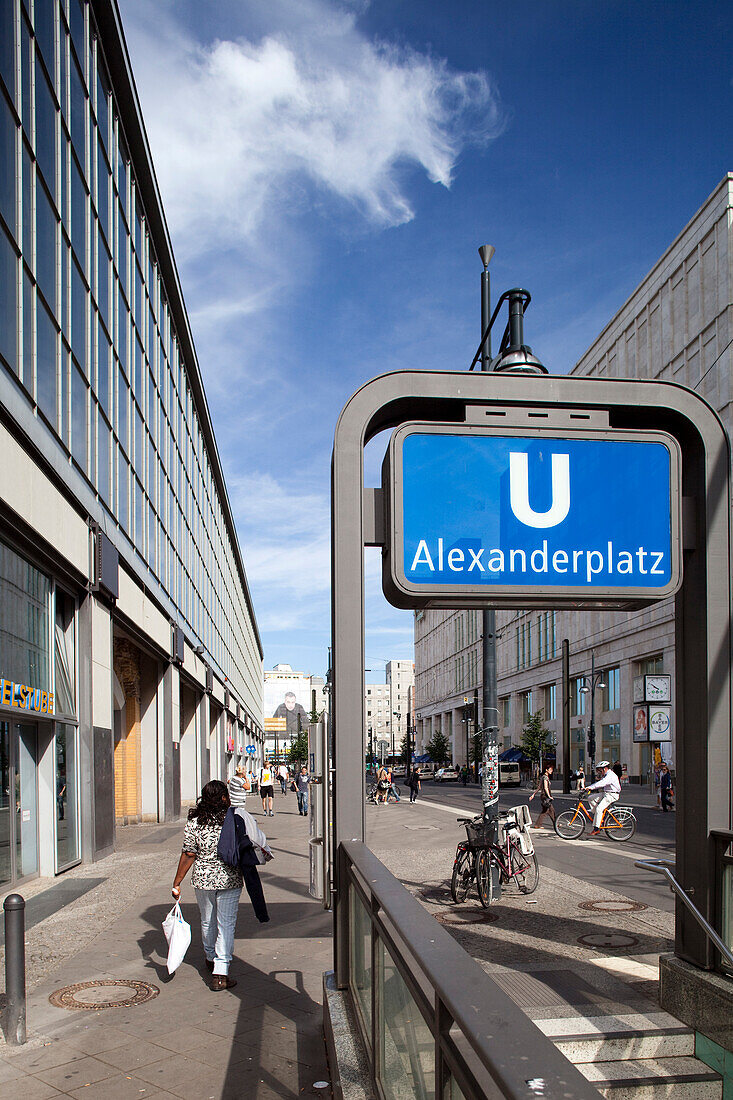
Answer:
[[171, 780, 243, 991]]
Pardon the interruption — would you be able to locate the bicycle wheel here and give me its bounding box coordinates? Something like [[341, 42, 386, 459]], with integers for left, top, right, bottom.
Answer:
[[450, 845, 472, 903], [554, 809, 585, 839], [510, 842, 539, 894], [476, 848, 498, 908], [604, 806, 636, 841]]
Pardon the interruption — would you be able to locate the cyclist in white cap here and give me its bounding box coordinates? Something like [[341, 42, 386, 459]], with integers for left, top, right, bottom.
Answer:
[[585, 761, 621, 836]]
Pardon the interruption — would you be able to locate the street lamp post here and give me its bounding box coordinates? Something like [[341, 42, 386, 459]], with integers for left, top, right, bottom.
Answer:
[[368, 725, 373, 774], [579, 653, 606, 778], [392, 712, 401, 762]]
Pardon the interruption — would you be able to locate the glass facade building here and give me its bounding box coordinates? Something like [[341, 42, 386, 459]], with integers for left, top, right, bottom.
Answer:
[[0, 0, 264, 886]]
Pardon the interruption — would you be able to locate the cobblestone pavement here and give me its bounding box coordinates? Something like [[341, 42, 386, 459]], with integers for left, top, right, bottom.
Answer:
[[0, 795, 333, 1099]]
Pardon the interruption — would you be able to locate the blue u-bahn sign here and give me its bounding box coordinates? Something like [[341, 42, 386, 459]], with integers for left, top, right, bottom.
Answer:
[[383, 424, 682, 610]]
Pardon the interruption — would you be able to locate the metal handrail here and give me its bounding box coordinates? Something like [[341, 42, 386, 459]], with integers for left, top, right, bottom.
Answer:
[[634, 858, 733, 970], [342, 840, 601, 1100]]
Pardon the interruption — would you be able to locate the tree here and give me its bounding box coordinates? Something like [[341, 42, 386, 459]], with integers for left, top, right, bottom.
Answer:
[[470, 731, 482, 780], [399, 731, 411, 766], [426, 729, 451, 766], [288, 728, 309, 768], [521, 711, 551, 777]]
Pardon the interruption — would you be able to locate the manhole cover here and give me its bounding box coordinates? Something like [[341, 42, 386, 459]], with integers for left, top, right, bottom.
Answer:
[[49, 979, 159, 1011], [578, 933, 639, 949], [403, 824, 439, 831], [578, 899, 647, 913], [436, 910, 499, 925]]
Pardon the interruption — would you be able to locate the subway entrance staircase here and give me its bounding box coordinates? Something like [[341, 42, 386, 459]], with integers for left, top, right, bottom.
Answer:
[[537, 1010, 721, 1099]]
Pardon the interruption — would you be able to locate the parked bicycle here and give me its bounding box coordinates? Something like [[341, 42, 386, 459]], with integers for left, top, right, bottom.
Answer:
[[451, 814, 539, 907], [554, 792, 637, 841]]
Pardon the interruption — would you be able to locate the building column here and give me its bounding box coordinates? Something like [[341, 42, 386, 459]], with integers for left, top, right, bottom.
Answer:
[[90, 598, 113, 853], [199, 691, 210, 787], [162, 662, 180, 821]]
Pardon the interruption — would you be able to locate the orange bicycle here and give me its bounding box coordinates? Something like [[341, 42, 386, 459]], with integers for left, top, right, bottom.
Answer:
[[554, 792, 636, 841]]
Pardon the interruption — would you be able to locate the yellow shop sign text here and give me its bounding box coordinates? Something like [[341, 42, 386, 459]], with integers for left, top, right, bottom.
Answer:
[[0, 679, 54, 715]]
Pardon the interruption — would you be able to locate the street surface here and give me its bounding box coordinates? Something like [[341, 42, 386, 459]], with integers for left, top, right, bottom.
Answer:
[[390, 778, 676, 912]]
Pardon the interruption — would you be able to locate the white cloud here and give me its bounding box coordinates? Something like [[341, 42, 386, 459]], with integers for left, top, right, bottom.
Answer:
[[121, 0, 502, 250]]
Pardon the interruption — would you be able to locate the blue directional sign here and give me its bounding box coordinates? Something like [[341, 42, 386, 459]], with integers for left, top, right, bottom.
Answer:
[[384, 424, 682, 610], [245, 744, 257, 755]]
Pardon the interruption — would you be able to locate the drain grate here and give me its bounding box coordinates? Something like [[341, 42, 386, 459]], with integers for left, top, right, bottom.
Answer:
[[490, 969, 605, 1009], [578, 898, 647, 913], [49, 979, 159, 1011]]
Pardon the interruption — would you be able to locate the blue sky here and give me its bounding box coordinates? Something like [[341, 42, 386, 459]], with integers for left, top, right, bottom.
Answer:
[[118, 0, 731, 681]]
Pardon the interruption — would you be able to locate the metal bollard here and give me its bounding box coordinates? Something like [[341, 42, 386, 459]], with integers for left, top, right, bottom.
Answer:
[[4, 894, 26, 1045]]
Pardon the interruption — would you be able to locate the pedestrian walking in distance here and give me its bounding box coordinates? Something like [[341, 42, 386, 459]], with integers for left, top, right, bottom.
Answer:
[[278, 763, 289, 796], [529, 763, 556, 828], [228, 765, 250, 810], [171, 781, 243, 991], [407, 767, 421, 803], [377, 764, 389, 804], [386, 764, 400, 802], [585, 760, 621, 835], [576, 766, 585, 791], [294, 765, 311, 815], [660, 763, 674, 812], [259, 762, 275, 816]]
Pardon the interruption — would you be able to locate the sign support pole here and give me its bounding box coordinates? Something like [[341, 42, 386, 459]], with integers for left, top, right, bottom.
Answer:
[[479, 254, 500, 859]]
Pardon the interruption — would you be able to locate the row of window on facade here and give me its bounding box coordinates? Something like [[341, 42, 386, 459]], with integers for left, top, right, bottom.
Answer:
[[498, 657, 663, 730], [515, 611, 557, 669], [0, 0, 253, 691]]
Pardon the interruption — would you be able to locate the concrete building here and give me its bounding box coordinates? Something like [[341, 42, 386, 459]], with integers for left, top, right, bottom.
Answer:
[[0, 0, 263, 891], [365, 659, 415, 759], [414, 175, 733, 782]]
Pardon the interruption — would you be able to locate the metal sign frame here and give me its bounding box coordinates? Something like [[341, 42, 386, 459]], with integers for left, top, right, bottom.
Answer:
[[331, 369, 732, 981], [383, 421, 682, 610]]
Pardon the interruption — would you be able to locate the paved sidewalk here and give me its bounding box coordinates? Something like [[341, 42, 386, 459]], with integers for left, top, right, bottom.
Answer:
[[368, 795, 673, 1015], [0, 794, 332, 1099]]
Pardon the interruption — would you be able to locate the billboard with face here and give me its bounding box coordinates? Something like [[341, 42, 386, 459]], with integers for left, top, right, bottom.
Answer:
[[263, 679, 310, 740]]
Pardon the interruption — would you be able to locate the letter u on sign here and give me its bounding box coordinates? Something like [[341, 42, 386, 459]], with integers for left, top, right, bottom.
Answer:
[[509, 452, 570, 529]]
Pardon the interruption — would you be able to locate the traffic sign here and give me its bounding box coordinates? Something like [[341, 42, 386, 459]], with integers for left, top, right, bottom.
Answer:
[[384, 424, 681, 610], [245, 744, 257, 755]]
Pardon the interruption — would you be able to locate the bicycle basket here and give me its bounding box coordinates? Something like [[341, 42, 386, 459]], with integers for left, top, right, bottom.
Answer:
[[464, 818, 492, 849]]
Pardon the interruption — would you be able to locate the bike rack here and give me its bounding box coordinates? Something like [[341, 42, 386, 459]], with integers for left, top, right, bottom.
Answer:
[[634, 858, 733, 970]]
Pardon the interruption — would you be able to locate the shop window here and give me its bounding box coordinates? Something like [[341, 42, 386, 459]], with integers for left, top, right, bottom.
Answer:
[[634, 655, 663, 676], [516, 620, 531, 669], [54, 588, 76, 716], [602, 667, 620, 711], [570, 677, 586, 717], [544, 683, 556, 720], [601, 722, 621, 766], [0, 538, 51, 690]]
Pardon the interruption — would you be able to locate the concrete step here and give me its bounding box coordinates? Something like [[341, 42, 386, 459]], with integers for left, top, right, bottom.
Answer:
[[577, 1056, 722, 1099], [536, 1012, 694, 1063]]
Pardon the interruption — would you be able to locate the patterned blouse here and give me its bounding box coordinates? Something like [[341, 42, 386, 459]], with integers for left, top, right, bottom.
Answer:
[[182, 817, 243, 891]]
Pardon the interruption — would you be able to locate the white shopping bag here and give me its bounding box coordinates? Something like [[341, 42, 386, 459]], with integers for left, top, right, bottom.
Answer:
[[162, 902, 191, 974]]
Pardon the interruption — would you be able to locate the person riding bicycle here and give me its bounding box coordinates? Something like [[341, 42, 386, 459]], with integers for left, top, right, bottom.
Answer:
[[585, 760, 621, 835]]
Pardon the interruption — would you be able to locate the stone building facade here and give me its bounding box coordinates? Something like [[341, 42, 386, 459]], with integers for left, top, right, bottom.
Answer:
[[414, 175, 732, 784]]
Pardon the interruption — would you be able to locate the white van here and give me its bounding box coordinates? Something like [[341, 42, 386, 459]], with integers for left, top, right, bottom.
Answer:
[[499, 761, 521, 787]]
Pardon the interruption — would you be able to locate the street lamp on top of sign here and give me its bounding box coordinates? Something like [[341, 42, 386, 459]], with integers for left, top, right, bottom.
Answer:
[[392, 711, 401, 760], [579, 653, 606, 779]]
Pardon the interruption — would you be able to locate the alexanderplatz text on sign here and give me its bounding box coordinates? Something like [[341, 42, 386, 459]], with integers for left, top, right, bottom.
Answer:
[[383, 425, 681, 610], [331, 370, 732, 983]]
